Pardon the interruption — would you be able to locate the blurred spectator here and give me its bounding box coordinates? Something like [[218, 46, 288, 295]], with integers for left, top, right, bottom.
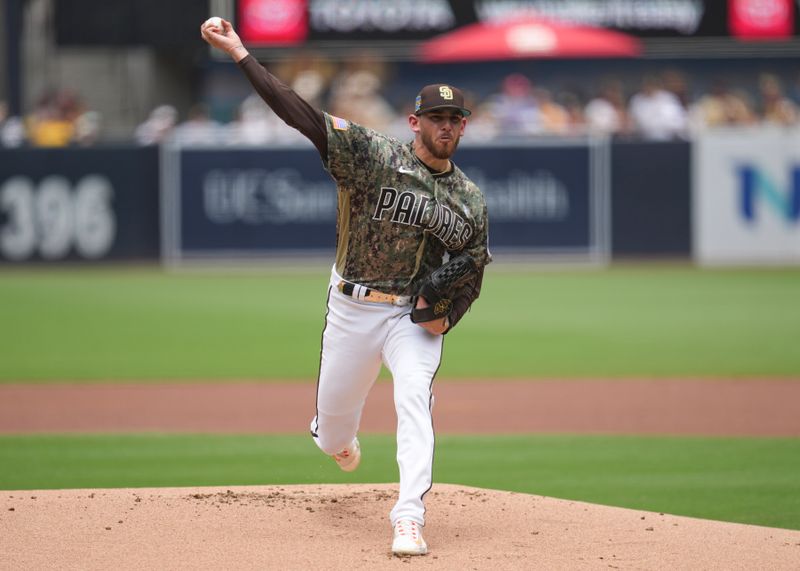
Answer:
[[135, 105, 178, 145], [0, 101, 26, 147], [584, 79, 630, 135], [273, 51, 337, 111], [0, 116, 26, 147], [758, 73, 798, 126], [26, 88, 85, 147], [461, 100, 500, 142], [535, 88, 570, 134], [662, 69, 691, 110], [485, 73, 542, 136], [558, 92, 586, 134], [689, 79, 758, 129], [628, 74, 688, 140], [328, 69, 397, 133], [727, 89, 759, 125], [292, 69, 327, 109], [227, 94, 275, 145], [386, 102, 418, 141], [227, 93, 306, 145], [73, 110, 102, 146], [173, 104, 222, 145]]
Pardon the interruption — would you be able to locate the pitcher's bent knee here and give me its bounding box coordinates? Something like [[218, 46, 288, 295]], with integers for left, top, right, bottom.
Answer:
[[310, 415, 358, 454]]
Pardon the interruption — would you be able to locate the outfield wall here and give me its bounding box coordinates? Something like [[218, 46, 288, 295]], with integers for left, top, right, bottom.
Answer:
[[611, 141, 691, 257], [2, 128, 798, 266], [161, 138, 611, 265], [0, 147, 160, 263], [693, 127, 800, 266]]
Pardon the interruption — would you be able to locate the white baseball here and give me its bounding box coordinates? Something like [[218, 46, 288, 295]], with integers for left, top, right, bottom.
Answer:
[[203, 17, 223, 32]]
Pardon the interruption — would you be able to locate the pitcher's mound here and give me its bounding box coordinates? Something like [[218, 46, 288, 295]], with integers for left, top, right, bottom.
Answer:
[[2, 484, 798, 570]]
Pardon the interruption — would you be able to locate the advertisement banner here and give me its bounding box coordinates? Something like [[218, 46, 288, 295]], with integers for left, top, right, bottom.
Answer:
[[234, 0, 800, 45], [729, 0, 794, 39], [456, 143, 603, 253], [171, 146, 337, 257], [0, 147, 160, 263], [238, 0, 308, 45], [162, 141, 609, 264], [693, 127, 800, 265], [306, 0, 463, 41]]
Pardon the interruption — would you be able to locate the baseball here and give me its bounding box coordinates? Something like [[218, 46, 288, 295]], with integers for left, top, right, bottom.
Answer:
[[203, 17, 223, 32]]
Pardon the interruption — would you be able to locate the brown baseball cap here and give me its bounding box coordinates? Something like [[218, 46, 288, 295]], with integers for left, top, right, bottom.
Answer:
[[414, 84, 471, 117]]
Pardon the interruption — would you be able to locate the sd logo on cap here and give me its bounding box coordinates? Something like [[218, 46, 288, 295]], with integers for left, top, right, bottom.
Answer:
[[414, 84, 471, 117]]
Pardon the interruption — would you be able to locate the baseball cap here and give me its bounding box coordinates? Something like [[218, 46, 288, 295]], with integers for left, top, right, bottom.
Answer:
[[414, 84, 471, 117]]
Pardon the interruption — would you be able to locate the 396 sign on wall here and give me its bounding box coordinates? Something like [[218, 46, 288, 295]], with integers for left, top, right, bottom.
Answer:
[[0, 147, 160, 264], [1, 175, 116, 260]]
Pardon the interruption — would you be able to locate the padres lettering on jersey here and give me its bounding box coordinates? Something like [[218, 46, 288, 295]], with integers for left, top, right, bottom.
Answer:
[[372, 188, 472, 250], [324, 113, 490, 295]]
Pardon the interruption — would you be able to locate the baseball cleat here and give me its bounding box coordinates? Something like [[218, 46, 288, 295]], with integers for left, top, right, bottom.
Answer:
[[391, 519, 427, 556], [331, 437, 360, 472]]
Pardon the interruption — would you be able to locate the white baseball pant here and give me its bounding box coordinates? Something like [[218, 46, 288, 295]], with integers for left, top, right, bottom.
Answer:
[[310, 266, 443, 526]]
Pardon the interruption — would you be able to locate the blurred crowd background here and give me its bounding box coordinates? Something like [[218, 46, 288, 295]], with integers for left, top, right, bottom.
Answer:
[[2, 60, 799, 148], [2, 0, 800, 149]]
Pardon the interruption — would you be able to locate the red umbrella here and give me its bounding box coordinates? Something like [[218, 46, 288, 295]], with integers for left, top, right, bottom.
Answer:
[[418, 17, 642, 62]]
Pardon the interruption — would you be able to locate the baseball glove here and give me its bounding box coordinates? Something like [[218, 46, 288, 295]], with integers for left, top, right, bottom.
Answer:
[[411, 254, 479, 323]]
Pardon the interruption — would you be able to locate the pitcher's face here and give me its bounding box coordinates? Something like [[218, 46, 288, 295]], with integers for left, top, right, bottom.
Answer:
[[413, 111, 466, 159]]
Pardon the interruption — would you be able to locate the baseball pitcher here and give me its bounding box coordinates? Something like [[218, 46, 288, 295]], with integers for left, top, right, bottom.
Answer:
[[202, 19, 491, 557]]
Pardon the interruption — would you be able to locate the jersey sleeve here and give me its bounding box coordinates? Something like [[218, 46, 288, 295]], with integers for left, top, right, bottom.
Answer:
[[323, 112, 386, 190]]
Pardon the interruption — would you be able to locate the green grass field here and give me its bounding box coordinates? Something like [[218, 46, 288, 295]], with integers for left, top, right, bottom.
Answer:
[[2, 264, 798, 531], [1, 264, 799, 380], [1, 433, 798, 530]]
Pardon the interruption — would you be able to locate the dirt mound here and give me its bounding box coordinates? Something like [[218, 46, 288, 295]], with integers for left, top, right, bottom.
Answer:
[[2, 484, 798, 570]]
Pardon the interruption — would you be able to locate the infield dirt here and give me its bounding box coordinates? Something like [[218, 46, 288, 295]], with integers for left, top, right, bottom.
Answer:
[[2, 483, 800, 570], [2, 378, 799, 435], [2, 378, 799, 569]]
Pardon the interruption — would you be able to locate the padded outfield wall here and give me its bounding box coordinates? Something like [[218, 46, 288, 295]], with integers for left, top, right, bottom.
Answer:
[[160, 137, 612, 265], [2, 129, 797, 266]]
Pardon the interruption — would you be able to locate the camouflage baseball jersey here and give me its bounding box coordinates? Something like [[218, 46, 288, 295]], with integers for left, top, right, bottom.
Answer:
[[323, 112, 491, 295]]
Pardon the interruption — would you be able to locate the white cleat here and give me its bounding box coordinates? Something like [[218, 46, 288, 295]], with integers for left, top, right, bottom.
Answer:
[[331, 437, 360, 472], [392, 519, 428, 556]]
